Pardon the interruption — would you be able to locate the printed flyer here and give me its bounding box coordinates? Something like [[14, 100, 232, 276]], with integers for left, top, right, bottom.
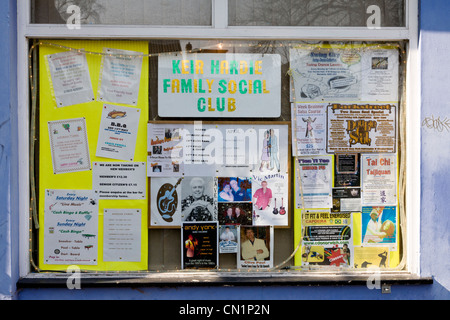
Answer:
[[326, 103, 397, 154], [155, 123, 289, 177], [92, 162, 146, 200], [216, 124, 289, 177], [302, 211, 352, 242], [217, 177, 253, 226], [301, 209, 353, 268], [182, 222, 218, 269], [98, 48, 143, 106], [291, 103, 326, 156], [44, 190, 98, 265], [48, 118, 91, 174], [332, 187, 361, 212], [251, 173, 289, 226], [219, 225, 238, 253], [103, 209, 141, 262], [301, 243, 352, 267], [354, 246, 390, 269], [290, 47, 361, 101], [150, 177, 183, 227], [334, 153, 361, 187], [238, 226, 273, 269], [46, 50, 94, 107], [96, 104, 141, 161], [218, 202, 253, 226], [361, 206, 397, 246], [290, 46, 399, 102], [361, 154, 397, 205], [296, 156, 333, 209], [360, 48, 399, 102], [180, 176, 218, 222], [178, 123, 218, 177], [147, 123, 184, 177]]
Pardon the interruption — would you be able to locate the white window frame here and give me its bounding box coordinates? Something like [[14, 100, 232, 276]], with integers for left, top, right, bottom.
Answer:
[[17, 0, 420, 279]]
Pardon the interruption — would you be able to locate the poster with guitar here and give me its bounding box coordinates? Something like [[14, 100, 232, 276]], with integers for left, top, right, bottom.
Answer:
[[150, 177, 183, 227], [251, 173, 289, 226]]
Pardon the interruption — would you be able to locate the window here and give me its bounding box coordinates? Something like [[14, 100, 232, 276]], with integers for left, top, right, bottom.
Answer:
[[228, 0, 405, 27], [18, 0, 421, 283], [32, 0, 213, 26]]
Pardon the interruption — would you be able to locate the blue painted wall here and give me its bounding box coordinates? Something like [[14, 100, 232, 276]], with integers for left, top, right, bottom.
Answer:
[[419, 0, 450, 295], [0, 0, 448, 300], [0, 0, 18, 301]]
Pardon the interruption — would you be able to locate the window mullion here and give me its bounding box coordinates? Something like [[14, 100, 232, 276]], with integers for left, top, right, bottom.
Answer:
[[213, 0, 228, 29]]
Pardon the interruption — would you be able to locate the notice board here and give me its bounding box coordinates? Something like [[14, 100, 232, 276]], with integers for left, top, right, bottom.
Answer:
[[38, 40, 149, 271]]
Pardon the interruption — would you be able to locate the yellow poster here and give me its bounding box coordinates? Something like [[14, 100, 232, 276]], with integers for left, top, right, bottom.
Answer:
[[38, 40, 149, 271]]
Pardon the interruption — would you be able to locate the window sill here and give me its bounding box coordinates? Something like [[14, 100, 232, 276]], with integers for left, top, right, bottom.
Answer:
[[17, 270, 433, 288]]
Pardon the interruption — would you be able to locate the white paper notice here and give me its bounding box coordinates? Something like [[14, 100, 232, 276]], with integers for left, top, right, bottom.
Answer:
[[158, 53, 281, 118], [296, 156, 333, 209], [326, 103, 397, 154], [44, 190, 98, 265], [92, 162, 147, 199], [290, 48, 361, 102], [361, 154, 397, 205], [48, 118, 91, 174], [98, 48, 143, 106], [292, 103, 327, 156], [46, 50, 95, 107], [238, 225, 273, 269], [147, 123, 184, 177], [96, 104, 141, 161], [360, 49, 399, 102], [103, 209, 141, 262]]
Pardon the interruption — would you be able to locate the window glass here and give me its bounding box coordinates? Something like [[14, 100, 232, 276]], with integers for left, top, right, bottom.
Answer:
[[31, 0, 212, 26], [30, 39, 407, 274], [228, 0, 405, 27]]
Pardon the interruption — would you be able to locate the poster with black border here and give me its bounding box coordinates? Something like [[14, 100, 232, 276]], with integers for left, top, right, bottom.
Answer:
[[334, 153, 361, 187], [96, 104, 141, 161], [182, 221, 218, 270]]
